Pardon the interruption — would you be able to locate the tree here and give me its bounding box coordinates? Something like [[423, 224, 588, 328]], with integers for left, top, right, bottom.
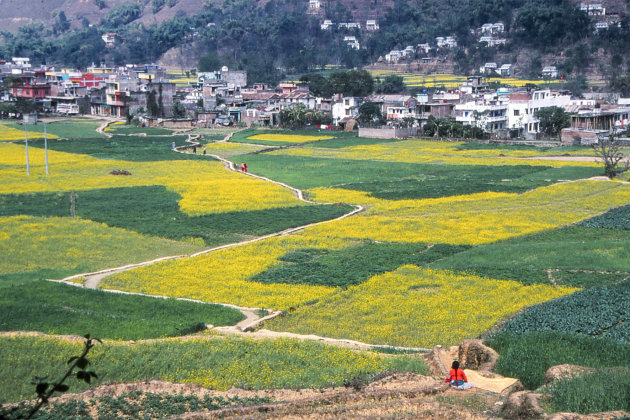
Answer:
[[300, 73, 332, 98], [54, 11, 70, 33], [171, 99, 186, 118], [358, 102, 384, 127], [377, 74, 405, 94], [146, 90, 159, 116], [593, 131, 626, 178], [198, 51, 220, 72], [535, 106, 570, 137]]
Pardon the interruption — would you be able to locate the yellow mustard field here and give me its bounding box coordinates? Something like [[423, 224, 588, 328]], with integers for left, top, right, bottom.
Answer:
[[368, 71, 550, 88], [0, 124, 58, 141], [303, 181, 630, 245], [202, 142, 267, 158], [276, 138, 600, 167], [100, 180, 629, 311], [102, 235, 351, 309], [0, 143, 304, 214], [267, 266, 577, 347], [0, 215, 201, 278], [247, 133, 334, 143]]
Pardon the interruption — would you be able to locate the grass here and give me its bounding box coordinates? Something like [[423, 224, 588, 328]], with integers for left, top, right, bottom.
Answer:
[[455, 142, 588, 153], [230, 154, 600, 199], [2, 391, 272, 419], [27, 135, 206, 162], [304, 136, 406, 149], [3, 119, 105, 139], [0, 186, 354, 245], [0, 335, 428, 403], [431, 226, 630, 287], [548, 368, 630, 414], [105, 123, 173, 135], [0, 215, 203, 282], [249, 242, 468, 287], [486, 332, 630, 389], [230, 128, 356, 146], [0, 280, 244, 340]]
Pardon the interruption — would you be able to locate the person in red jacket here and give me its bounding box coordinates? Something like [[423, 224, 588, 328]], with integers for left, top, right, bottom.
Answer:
[[448, 360, 476, 390]]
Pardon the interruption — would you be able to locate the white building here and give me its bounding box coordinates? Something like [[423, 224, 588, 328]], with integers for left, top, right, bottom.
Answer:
[[385, 50, 403, 63], [542, 66, 559, 79], [580, 3, 605, 15], [344, 36, 360, 50], [507, 90, 572, 137], [455, 100, 508, 132], [321, 20, 334, 30], [366, 20, 379, 31], [332, 96, 363, 124], [499, 64, 513, 76], [417, 43, 431, 54], [309, 0, 321, 9]]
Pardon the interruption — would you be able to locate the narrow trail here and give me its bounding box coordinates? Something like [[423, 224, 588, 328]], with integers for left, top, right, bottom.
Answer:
[[52, 131, 370, 348]]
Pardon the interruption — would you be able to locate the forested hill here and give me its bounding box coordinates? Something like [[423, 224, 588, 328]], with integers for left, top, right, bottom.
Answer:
[[1, 0, 630, 84]]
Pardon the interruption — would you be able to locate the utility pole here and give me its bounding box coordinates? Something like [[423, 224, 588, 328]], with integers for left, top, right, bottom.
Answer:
[[24, 123, 30, 176], [44, 122, 49, 175]]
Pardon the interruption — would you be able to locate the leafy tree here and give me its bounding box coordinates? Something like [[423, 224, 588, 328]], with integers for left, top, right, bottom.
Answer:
[[152, 0, 166, 14], [94, 0, 107, 9], [377, 74, 406, 94], [53, 11, 70, 34], [279, 103, 331, 128], [146, 90, 159, 116], [198, 51, 220, 72], [300, 73, 332, 98], [329, 70, 373, 97], [358, 102, 384, 127], [171, 99, 186, 118], [611, 75, 630, 97], [78, 95, 91, 115], [102, 2, 141, 29], [535, 106, 571, 137]]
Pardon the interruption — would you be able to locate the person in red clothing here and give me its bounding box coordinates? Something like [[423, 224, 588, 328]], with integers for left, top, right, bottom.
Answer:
[[448, 360, 475, 390]]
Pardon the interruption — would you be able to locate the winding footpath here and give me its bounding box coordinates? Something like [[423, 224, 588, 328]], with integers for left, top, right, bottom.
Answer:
[[47, 131, 438, 352]]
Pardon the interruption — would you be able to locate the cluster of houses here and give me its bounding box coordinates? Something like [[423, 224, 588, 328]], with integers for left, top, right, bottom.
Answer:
[[384, 36, 457, 63], [2, 57, 629, 144]]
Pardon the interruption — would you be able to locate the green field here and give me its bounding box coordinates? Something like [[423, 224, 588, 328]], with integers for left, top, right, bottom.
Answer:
[[4, 119, 105, 139], [0, 280, 244, 340], [0, 187, 354, 245], [106, 123, 174, 135], [431, 226, 630, 287], [28, 135, 204, 162], [231, 154, 600, 199], [0, 215, 203, 283], [249, 242, 467, 287]]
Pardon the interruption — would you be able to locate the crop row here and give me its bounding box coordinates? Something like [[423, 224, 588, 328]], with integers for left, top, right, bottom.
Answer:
[[0, 335, 427, 404], [496, 279, 630, 341]]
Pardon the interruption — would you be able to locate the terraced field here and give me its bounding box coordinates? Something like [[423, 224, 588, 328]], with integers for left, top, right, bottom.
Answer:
[[1, 123, 629, 416]]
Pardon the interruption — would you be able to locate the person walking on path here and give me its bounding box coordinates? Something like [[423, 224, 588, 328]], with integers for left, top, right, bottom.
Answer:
[[447, 361, 476, 390]]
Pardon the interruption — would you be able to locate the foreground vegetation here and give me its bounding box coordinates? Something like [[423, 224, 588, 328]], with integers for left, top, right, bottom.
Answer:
[[0, 335, 427, 404], [2, 391, 272, 420], [0, 280, 244, 340], [2, 119, 628, 414]]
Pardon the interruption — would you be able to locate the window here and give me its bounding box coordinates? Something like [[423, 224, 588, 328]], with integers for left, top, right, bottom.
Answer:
[[513, 109, 520, 116]]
